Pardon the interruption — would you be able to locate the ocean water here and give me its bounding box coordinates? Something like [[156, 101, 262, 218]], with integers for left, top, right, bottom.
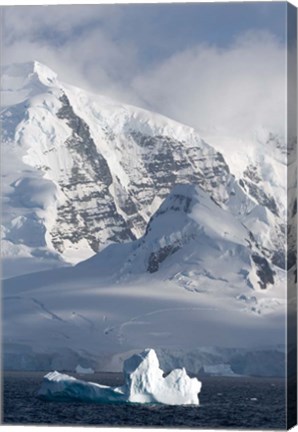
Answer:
[[2, 372, 286, 429]]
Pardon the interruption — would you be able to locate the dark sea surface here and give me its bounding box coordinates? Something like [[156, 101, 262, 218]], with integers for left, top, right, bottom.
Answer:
[[2, 371, 286, 429]]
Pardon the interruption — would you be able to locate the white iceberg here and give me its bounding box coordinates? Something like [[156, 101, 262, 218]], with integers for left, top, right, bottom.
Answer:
[[75, 365, 95, 374], [122, 348, 201, 405], [202, 363, 236, 376], [38, 348, 201, 405]]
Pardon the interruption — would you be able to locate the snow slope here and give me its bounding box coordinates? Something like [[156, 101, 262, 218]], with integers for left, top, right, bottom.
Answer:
[[2, 185, 286, 373], [115, 184, 277, 292], [1, 61, 287, 275], [1, 61, 289, 374], [203, 128, 292, 269]]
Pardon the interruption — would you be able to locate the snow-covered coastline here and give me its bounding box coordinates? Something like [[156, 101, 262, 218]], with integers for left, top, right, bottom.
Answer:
[[1, 61, 289, 377]]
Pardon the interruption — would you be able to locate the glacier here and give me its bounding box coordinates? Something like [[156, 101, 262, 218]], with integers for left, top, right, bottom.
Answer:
[[2, 184, 287, 374], [2, 185, 286, 371], [1, 61, 291, 375], [38, 349, 201, 405]]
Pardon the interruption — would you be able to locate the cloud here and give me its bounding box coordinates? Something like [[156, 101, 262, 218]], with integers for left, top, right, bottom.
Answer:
[[131, 31, 286, 139], [3, 5, 119, 43], [3, 6, 286, 140], [2, 5, 139, 100]]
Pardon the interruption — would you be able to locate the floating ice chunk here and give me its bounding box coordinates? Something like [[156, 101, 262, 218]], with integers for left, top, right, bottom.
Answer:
[[38, 371, 125, 403], [75, 365, 95, 374], [202, 363, 236, 376], [123, 349, 201, 405], [38, 349, 201, 405]]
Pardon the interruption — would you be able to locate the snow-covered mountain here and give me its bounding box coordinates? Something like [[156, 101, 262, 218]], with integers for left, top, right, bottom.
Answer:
[[203, 128, 295, 270], [1, 61, 287, 275], [2, 216, 286, 373], [1, 61, 290, 373], [103, 183, 276, 291], [2, 230, 286, 374]]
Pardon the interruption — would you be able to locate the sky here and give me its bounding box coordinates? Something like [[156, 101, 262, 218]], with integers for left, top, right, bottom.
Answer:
[[2, 2, 290, 139]]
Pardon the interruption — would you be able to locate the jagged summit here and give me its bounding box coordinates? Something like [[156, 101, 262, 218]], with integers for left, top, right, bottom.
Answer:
[[2, 60, 57, 84], [1, 61, 198, 140], [1, 61, 59, 108], [1, 62, 288, 371], [1, 61, 287, 276], [31, 60, 58, 85]]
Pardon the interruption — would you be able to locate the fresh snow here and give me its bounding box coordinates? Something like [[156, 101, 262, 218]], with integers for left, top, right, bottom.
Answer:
[[1, 61, 289, 374], [38, 349, 201, 405], [2, 237, 286, 373], [203, 129, 289, 267], [1, 61, 288, 271]]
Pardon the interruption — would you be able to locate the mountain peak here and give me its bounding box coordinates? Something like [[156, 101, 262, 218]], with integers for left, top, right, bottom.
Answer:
[[1, 61, 58, 107], [31, 61, 58, 85], [1, 60, 286, 276], [153, 184, 198, 218], [2, 60, 57, 91]]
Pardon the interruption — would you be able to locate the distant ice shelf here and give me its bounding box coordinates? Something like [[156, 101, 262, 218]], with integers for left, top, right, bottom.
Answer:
[[38, 349, 201, 406]]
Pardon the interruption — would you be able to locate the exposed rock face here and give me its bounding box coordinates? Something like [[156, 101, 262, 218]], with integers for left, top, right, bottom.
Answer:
[[251, 255, 275, 289], [115, 183, 277, 291], [242, 165, 279, 216], [49, 110, 240, 259], [1, 61, 289, 273], [147, 244, 181, 273], [51, 93, 135, 253]]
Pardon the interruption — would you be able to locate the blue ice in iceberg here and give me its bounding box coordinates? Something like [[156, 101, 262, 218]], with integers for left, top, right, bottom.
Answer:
[[38, 348, 201, 405]]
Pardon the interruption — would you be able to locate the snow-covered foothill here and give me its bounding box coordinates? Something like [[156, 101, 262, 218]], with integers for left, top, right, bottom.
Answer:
[[2, 183, 286, 373], [38, 349, 201, 405], [112, 183, 278, 294]]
